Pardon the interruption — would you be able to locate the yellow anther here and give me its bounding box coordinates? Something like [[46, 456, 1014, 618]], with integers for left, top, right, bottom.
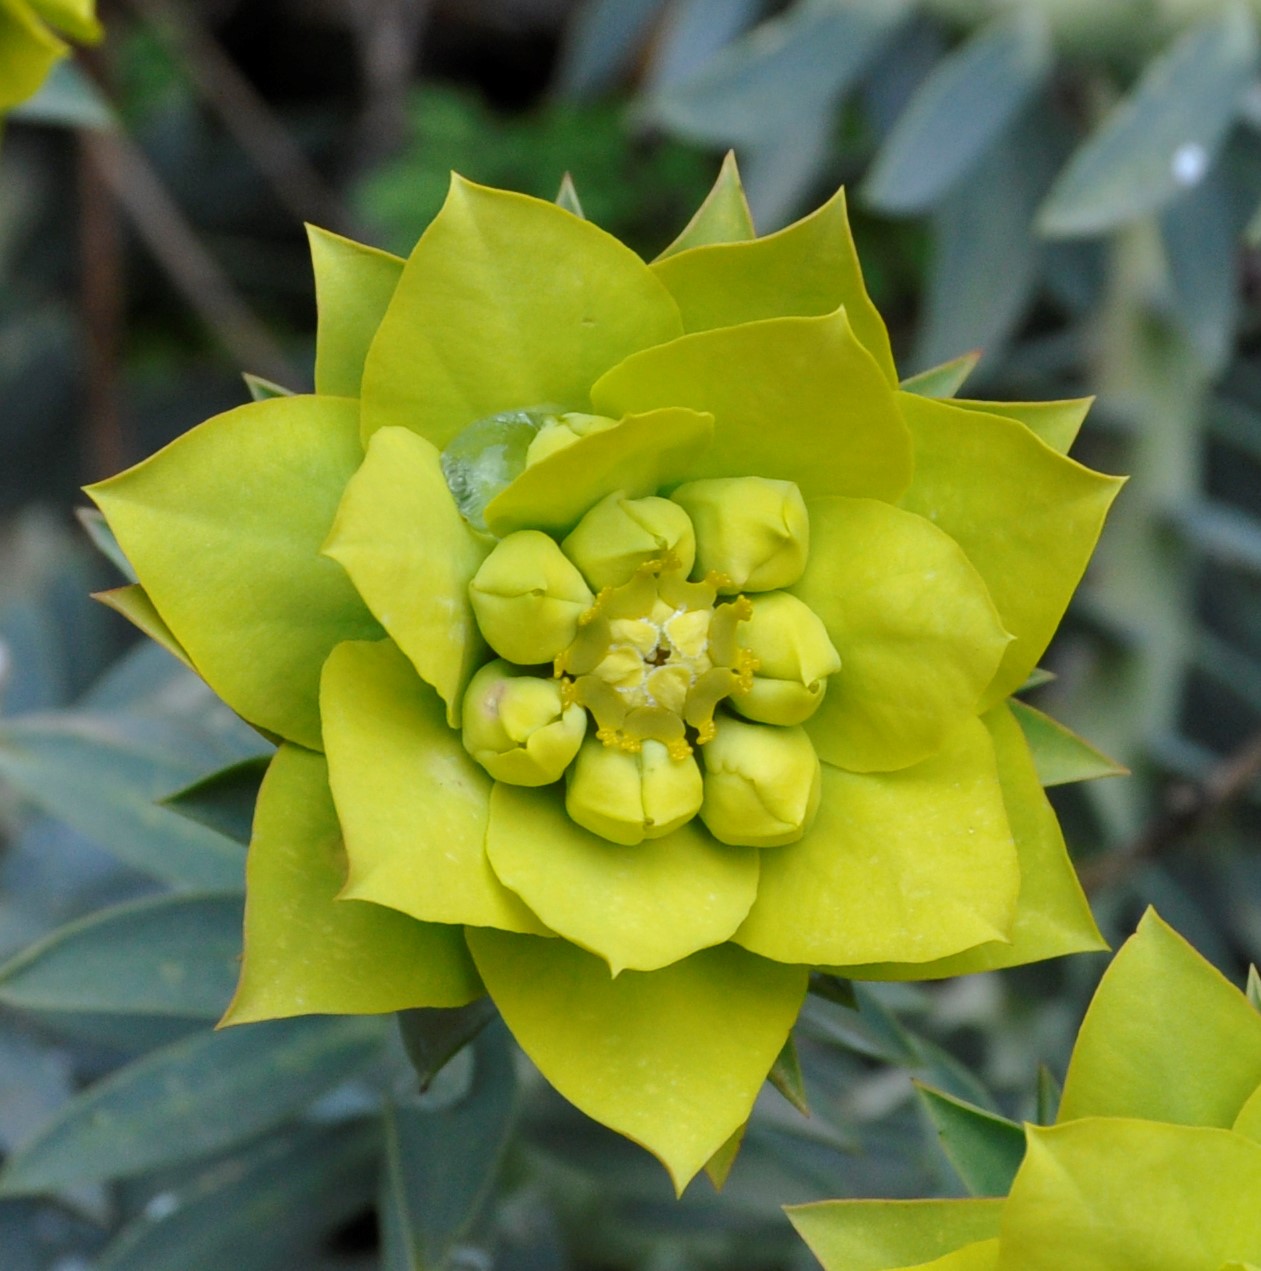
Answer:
[[703, 569, 734, 591], [695, 720, 717, 745], [667, 737, 694, 761]]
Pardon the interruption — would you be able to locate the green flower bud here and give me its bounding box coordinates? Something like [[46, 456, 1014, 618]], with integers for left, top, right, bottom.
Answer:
[[565, 737, 703, 845], [700, 718, 821, 847], [469, 530, 593, 664], [461, 659, 586, 785], [561, 492, 697, 590], [730, 592, 841, 726], [670, 477, 809, 593], [525, 411, 620, 466]]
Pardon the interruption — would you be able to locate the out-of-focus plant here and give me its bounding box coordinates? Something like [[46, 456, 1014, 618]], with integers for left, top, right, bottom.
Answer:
[[0, 0, 100, 113], [789, 909, 1261, 1268]]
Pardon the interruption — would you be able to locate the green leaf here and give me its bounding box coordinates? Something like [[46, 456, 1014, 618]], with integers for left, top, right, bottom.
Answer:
[[87, 394, 385, 751], [1037, 5, 1259, 237], [900, 351, 981, 399], [161, 756, 268, 846], [769, 1034, 809, 1116], [703, 1121, 746, 1191], [593, 312, 911, 503], [1019, 668, 1056, 691], [396, 998, 497, 1092], [1036, 1065, 1061, 1125], [76, 507, 136, 580], [797, 495, 1010, 774], [1008, 700, 1126, 786], [553, 171, 584, 218], [642, 0, 909, 150], [786, 1197, 1003, 1271], [1249, 965, 1261, 1013], [736, 718, 1019, 967], [360, 175, 682, 449], [0, 893, 242, 1018], [864, 12, 1051, 214], [0, 1016, 386, 1193], [21, 0, 101, 44], [380, 1024, 516, 1271], [809, 972, 858, 1010], [323, 424, 490, 726], [916, 1084, 1025, 1197], [1059, 909, 1261, 1127], [0, 715, 245, 891], [241, 372, 293, 401], [223, 743, 483, 1024], [897, 392, 1124, 705], [1004, 1121, 1261, 1269], [656, 150, 754, 259], [467, 930, 807, 1192], [485, 781, 758, 975], [94, 1121, 379, 1271], [913, 113, 1048, 371], [308, 224, 404, 398], [651, 186, 897, 382]]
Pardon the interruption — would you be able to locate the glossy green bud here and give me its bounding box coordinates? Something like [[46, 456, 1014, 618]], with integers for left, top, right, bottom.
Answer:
[[561, 492, 697, 590], [525, 411, 620, 466], [469, 530, 593, 664], [670, 476, 809, 593], [700, 718, 821, 847], [565, 737, 703, 845], [730, 592, 841, 726], [461, 660, 586, 785]]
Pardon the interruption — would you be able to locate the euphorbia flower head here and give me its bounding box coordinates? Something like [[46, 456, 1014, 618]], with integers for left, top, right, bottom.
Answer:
[[0, 0, 101, 111], [790, 910, 1261, 1267], [87, 157, 1123, 1188]]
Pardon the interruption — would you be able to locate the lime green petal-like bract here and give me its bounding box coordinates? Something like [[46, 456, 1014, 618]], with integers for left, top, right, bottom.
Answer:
[[86, 395, 383, 751], [795, 497, 1010, 773], [360, 175, 683, 449], [485, 783, 759, 975], [734, 718, 1019, 966], [466, 929, 806, 1192], [320, 639, 546, 935], [324, 425, 489, 726], [223, 743, 481, 1024], [593, 311, 911, 504], [0, 0, 65, 108]]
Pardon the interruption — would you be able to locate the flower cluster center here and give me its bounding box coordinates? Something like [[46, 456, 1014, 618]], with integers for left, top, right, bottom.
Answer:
[[556, 556, 756, 760]]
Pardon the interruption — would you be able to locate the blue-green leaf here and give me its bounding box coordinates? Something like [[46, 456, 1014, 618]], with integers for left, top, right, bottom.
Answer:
[[864, 11, 1052, 214], [162, 757, 269, 846], [0, 893, 242, 1018], [1038, 5, 1259, 236], [916, 1083, 1026, 1197]]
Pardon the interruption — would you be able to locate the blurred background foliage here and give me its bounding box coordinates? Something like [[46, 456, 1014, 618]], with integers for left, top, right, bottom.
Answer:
[[2, 0, 1261, 1266]]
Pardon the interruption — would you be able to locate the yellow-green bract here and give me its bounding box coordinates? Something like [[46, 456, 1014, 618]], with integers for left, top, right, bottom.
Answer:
[[0, 0, 100, 111], [790, 910, 1261, 1268], [86, 157, 1123, 1190]]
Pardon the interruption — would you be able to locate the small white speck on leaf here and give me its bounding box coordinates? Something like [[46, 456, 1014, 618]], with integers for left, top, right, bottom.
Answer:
[[1170, 142, 1209, 188]]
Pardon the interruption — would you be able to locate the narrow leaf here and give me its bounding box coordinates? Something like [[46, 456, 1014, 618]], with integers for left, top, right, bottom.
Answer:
[[865, 11, 1051, 213], [93, 585, 193, 669], [1036, 1064, 1061, 1125], [768, 1034, 810, 1116], [809, 972, 858, 1010], [1248, 965, 1261, 1012], [1019, 668, 1056, 692], [553, 172, 584, 218], [0, 715, 245, 891], [0, 1017, 385, 1193], [916, 1083, 1026, 1197], [162, 756, 269, 846], [241, 372, 294, 401], [381, 1024, 517, 1271], [0, 893, 242, 1018], [76, 507, 136, 581], [95, 1121, 380, 1271], [1038, 5, 1259, 236], [703, 1121, 746, 1191], [1009, 699, 1128, 786], [900, 350, 981, 399], [397, 997, 497, 1092]]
